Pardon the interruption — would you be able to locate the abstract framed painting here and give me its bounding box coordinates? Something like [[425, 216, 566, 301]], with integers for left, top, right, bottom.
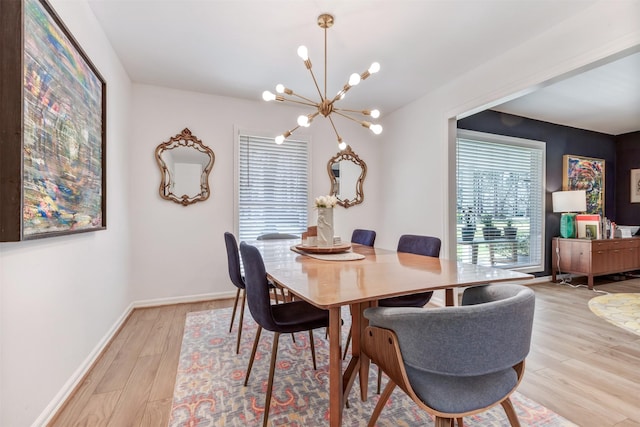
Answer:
[[0, 0, 106, 241], [562, 154, 604, 216], [631, 169, 640, 203]]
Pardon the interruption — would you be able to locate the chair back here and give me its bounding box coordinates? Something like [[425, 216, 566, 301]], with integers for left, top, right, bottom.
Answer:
[[351, 229, 376, 246], [239, 241, 279, 331], [397, 234, 441, 257], [224, 232, 245, 290], [367, 284, 534, 376], [257, 233, 298, 240]]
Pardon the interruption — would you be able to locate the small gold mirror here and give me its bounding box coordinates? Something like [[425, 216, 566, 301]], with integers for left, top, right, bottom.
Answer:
[[155, 128, 215, 206], [328, 145, 367, 208]]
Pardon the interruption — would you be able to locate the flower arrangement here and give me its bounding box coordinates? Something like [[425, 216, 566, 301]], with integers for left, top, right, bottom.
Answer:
[[314, 195, 338, 208]]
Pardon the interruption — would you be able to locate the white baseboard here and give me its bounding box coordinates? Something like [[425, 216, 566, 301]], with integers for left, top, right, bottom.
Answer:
[[33, 291, 235, 427]]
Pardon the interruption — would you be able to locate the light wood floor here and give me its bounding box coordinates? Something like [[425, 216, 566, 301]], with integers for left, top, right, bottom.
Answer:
[[49, 278, 640, 427]]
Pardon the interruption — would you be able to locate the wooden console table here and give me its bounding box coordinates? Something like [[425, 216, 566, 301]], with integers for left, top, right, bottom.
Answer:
[[551, 237, 640, 289]]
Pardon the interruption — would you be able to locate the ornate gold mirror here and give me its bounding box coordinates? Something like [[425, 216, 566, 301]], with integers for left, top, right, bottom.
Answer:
[[327, 145, 367, 208], [155, 128, 215, 206]]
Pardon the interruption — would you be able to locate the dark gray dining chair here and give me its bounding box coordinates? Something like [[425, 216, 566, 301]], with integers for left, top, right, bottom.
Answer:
[[240, 242, 330, 427], [363, 284, 535, 427], [224, 232, 286, 354], [342, 228, 377, 359], [351, 229, 376, 247], [368, 234, 441, 392]]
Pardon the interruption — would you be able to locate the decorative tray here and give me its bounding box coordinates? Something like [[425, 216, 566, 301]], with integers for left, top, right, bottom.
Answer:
[[294, 243, 352, 254]]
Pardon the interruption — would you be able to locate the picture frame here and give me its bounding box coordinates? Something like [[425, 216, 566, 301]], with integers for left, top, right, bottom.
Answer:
[[631, 169, 640, 203], [562, 155, 604, 216], [576, 214, 601, 239], [0, 0, 106, 241]]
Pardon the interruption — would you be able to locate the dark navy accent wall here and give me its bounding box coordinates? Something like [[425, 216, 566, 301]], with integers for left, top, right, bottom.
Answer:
[[615, 131, 640, 224], [457, 110, 617, 276]]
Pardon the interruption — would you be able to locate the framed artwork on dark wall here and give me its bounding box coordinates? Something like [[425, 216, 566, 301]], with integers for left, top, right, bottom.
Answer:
[[0, 0, 106, 242], [631, 169, 640, 203], [562, 154, 605, 216]]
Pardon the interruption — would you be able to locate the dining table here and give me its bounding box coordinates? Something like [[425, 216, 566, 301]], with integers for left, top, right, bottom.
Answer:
[[252, 239, 533, 427]]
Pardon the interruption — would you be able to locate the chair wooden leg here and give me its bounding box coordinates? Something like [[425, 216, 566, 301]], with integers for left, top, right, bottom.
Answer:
[[244, 325, 262, 386], [229, 288, 241, 333], [235, 290, 246, 354], [367, 380, 396, 427], [343, 327, 352, 360], [434, 417, 453, 427], [280, 287, 287, 302], [501, 397, 521, 427], [262, 332, 281, 427], [272, 287, 279, 304], [308, 330, 317, 370], [456, 418, 464, 427], [376, 365, 382, 394]]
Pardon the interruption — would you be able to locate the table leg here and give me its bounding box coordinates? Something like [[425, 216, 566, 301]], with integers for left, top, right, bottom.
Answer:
[[445, 288, 455, 306], [329, 307, 343, 426]]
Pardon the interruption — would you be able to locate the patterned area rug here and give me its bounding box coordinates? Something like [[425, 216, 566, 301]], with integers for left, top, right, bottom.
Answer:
[[168, 307, 577, 426], [589, 293, 640, 336]]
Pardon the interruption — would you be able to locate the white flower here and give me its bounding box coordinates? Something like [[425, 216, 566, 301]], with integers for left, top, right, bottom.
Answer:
[[314, 195, 338, 208]]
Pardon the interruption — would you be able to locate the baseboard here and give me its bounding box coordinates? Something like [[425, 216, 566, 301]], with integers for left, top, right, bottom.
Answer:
[[34, 290, 235, 427]]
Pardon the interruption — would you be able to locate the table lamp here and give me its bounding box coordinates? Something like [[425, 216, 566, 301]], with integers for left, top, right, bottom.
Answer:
[[552, 190, 587, 238]]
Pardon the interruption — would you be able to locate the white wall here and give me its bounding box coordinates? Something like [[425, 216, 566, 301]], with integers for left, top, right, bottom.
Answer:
[[0, 1, 133, 425], [378, 1, 640, 258], [128, 84, 383, 303]]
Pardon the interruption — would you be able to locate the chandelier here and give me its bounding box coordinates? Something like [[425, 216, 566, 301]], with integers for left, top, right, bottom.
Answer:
[[262, 13, 382, 150]]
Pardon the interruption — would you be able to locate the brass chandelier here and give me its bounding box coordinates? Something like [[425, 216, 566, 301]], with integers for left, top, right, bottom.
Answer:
[[262, 13, 382, 150]]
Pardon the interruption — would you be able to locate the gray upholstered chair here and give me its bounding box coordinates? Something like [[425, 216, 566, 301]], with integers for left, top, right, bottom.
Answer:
[[362, 284, 535, 427]]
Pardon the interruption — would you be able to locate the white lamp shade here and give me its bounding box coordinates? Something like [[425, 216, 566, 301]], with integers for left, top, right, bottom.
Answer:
[[552, 190, 587, 213]]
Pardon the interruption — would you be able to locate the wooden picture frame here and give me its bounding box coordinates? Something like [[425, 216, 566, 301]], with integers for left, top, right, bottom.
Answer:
[[562, 155, 604, 216], [631, 169, 640, 203], [0, 0, 106, 241]]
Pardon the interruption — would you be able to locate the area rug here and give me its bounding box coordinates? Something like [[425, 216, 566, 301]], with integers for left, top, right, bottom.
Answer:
[[168, 307, 577, 426], [588, 293, 640, 336]]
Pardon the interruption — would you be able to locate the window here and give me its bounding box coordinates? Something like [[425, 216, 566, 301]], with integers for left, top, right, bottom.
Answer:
[[456, 129, 545, 272], [237, 131, 310, 241]]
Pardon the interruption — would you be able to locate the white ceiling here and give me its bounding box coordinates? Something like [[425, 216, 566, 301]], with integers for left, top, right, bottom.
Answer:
[[86, 0, 640, 135]]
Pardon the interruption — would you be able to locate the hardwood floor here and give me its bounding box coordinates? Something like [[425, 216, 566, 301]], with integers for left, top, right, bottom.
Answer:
[[48, 279, 640, 426]]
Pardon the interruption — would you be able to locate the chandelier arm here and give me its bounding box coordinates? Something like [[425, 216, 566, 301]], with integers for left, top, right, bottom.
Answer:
[[333, 107, 372, 115], [332, 110, 367, 125], [326, 115, 343, 141], [306, 66, 325, 101], [285, 91, 319, 105], [280, 98, 318, 108]]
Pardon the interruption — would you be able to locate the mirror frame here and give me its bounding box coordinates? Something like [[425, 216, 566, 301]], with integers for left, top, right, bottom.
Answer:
[[327, 145, 367, 208], [154, 128, 215, 206]]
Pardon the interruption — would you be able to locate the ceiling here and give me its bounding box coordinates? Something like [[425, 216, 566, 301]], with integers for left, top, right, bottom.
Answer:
[[86, 0, 640, 136]]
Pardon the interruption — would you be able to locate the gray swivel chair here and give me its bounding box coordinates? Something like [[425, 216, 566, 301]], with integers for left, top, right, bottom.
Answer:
[[362, 284, 535, 427]]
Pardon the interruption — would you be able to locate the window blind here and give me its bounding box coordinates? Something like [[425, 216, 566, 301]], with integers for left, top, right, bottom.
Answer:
[[456, 130, 545, 271], [238, 133, 309, 241]]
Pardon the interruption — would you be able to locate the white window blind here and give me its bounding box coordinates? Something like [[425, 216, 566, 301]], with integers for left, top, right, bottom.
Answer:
[[238, 133, 309, 241], [456, 130, 545, 271]]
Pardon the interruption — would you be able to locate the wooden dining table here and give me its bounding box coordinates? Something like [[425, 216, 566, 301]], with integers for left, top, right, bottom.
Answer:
[[252, 239, 533, 427]]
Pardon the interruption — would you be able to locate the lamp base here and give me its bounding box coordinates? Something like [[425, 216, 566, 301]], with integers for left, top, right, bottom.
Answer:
[[560, 213, 577, 238]]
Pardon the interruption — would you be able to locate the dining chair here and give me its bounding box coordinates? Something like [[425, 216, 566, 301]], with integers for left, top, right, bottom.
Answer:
[[367, 234, 442, 391], [351, 229, 376, 247], [363, 283, 535, 427], [224, 232, 286, 354], [342, 228, 377, 359], [239, 241, 330, 427]]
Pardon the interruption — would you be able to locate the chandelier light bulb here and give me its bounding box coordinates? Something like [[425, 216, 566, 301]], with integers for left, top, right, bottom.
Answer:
[[262, 91, 276, 101], [297, 45, 309, 61], [338, 140, 347, 150], [276, 84, 285, 93], [348, 73, 361, 86], [370, 109, 380, 119], [297, 115, 310, 127], [275, 135, 285, 145], [368, 62, 381, 74], [370, 124, 383, 135]]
